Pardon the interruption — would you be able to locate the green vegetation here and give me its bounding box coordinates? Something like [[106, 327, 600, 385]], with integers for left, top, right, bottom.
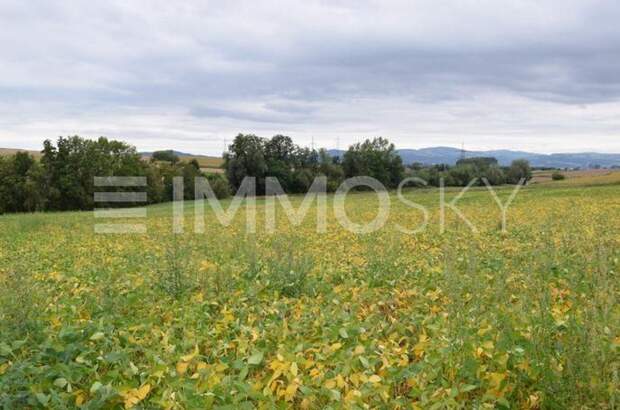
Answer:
[[1, 135, 535, 215], [408, 157, 532, 187], [0, 183, 618, 408], [151, 150, 180, 164], [552, 172, 566, 181], [0, 137, 230, 214]]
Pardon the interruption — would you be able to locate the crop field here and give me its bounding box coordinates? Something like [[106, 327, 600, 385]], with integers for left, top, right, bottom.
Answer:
[[0, 148, 42, 159], [0, 183, 619, 409], [531, 169, 620, 186]]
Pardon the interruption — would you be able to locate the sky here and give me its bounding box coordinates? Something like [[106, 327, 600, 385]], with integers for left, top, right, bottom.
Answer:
[[1, 0, 620, 155]]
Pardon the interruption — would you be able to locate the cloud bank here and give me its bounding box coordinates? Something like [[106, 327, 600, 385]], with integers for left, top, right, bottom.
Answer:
[[1, 0, 620, 154]]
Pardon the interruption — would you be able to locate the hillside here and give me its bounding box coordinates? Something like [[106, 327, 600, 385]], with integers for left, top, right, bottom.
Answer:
[[0, 148, 42, 159], [328, 147, 620, 168]]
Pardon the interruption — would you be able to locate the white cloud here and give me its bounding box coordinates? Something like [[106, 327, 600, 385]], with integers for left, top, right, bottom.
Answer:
[[1, 0, 619, 154]]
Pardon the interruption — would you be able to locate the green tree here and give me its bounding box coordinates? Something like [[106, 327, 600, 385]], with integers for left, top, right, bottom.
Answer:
[[151, 150, 179, 163], [506, 159, 533, 184], [41, 136, 148, 210], [0, 152, 43, 213], [342, 137, 403, 188], [264, 135, 296, 192], [224, 134, 268, 194], [318, 149, 344, 192]]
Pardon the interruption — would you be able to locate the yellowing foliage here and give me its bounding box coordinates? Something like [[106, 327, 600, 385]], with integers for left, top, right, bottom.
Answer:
[[0, 183, 618, 408]]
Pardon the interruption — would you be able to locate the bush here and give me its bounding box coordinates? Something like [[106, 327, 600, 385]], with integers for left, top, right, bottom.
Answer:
[[206, 173, 231, 199], [552, 172, 566, 181], [151, 150, 179, 163], [506, 159, 533, 184]]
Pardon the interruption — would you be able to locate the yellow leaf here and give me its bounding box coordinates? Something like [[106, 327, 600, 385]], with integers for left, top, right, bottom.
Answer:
[[75, 391, 87, 406], [290, 362, 298, 377], [181, 345, 199, 362], [176, 361, 189, 375], [136, 384, 150, 400], [215, 362, 228, 372], [122, 384, 151, 409], [354, 345, 365, 355], [345, 389, 361, 402], [284, 383, 298, 401], [368, 374, 382, 383], [335, 374, 346, 388], [487, 372, 507, 388]]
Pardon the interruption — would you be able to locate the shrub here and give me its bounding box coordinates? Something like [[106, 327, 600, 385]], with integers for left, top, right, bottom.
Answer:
[[206, 173, 231, 199], [506, 159, 533, 184], [552, 172, 566, 181]]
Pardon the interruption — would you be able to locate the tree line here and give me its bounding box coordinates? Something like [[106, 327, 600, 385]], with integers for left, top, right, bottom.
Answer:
[[224, 134, 404, 194], [407, 157, 532, 187], [0, 134, 532, 214], [0, 136, 229, 214], [224, 134, 532, 193]]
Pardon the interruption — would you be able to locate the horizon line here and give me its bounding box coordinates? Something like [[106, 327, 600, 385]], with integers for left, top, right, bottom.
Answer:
[[3, 144, 620, 158]]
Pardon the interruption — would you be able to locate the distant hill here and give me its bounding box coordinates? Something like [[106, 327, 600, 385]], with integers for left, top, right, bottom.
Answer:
[[327, 147, 620, 168], [4, 146, 619, 169], [140, 150, 199, 157]]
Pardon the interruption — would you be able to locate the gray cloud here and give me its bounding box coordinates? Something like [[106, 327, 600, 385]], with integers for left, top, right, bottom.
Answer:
[[1, 0, 620, 154]]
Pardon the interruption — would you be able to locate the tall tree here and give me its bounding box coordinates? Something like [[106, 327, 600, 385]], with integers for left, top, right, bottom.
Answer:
[[342, 137, 404, 188], [224, 134, 268, 194], [506, 159, 533, 184]]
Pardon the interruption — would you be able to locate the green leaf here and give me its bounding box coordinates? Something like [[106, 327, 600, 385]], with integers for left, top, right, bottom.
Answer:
[[247, 351, 264, 365], [90, 381, 103, 394], [339, 328, 349, 339], [90, 332, 105, 341], [36, 393, 49, 405], [239, 365, 249, 380], [54, 378, 68, 388], [460, 384, 477, 393], [0, 343, 12, 356]]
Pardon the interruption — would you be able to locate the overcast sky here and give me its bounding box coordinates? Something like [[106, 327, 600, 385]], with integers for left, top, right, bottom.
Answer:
[[1, 0, 620, 155]]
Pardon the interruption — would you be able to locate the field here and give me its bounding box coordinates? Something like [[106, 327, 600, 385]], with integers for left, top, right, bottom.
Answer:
[[0, 148, 42, 159], [1, 183, 619, 409], [531, 169, 620, 186]]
